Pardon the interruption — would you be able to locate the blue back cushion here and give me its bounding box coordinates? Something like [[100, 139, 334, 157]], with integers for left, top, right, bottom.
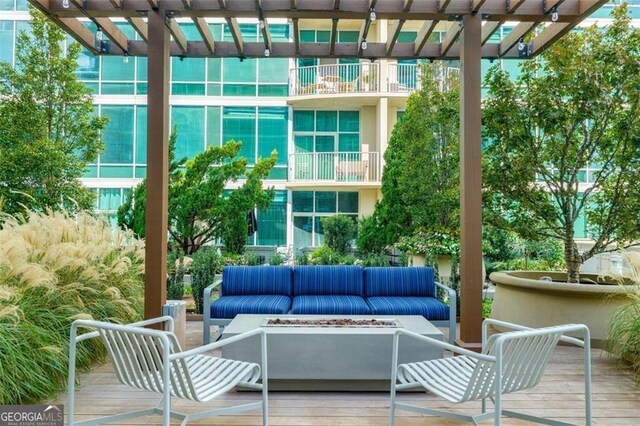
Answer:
[[222, 266, 292, 296], [293, 265, 364, 296], [364, 267, 435, 297]]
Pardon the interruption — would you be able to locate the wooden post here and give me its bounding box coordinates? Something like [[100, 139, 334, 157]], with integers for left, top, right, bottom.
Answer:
[[457, 13, 483, 349], [144, 9, 170, 320]]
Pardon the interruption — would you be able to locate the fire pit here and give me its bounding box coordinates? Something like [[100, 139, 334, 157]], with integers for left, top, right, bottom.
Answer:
[[262, 317, 401, 328]]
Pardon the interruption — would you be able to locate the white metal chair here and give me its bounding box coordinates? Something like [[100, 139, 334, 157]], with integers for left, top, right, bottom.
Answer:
[[390, 319, 592, 426], [67, 316, 268, 426]]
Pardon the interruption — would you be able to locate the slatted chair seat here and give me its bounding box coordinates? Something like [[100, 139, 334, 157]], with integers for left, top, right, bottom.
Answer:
[[68, 316, 269, 426], [390, 319, 592, 426]]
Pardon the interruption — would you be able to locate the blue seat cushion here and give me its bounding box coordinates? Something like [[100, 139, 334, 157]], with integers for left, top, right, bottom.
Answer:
[[293, 265, 364, 296], [222, 266, 292, 296], [364, 267, 435, 297], [210, 295, 291, 319], [291, 295, 371, 315], [366, 296, 449, 321]]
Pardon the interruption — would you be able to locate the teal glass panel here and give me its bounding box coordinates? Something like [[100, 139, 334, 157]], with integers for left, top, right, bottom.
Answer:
[[207, 106, 221, 148], [293, 110, 314, 132], [223, 106, 256, 162], [98, 188, 122, 211], [338, 111, 359, 132], [258, 85, 288, 96], [101, 82, 135, 94], [258, 58, 288, 82], [16, 0, 27, 10], [0, 21, 13, 64], [76, 48, 99, 80], [223, 57, 256, 82], [316, 111, 337, 132], [172, 57, 205, 81], [115, 22, 135, 39], [135, 167, 146, 178], [297, 57, 317, 67], [172, 106, 205, 160], [338, 192, 359, 213], [317, 30, 330, 42], [223, 84, 257, 96], [574, 207, 587, 238], [268, 167, 288, 180], [84, 82, 98, 93], [293, 216, 313, 248], [300, 30, 315, 43], [224, 23, 257, 42], [100, 166, 134, 178], [269, 24, 290, 42], [398, 31, 417, 42], [179, 23, 201, 40], [258, 107, 288, 165], [136, 83, 147, 94], [502, 59, 522, 79], [101, 55, 135, 80], [256, 190, 287, 246], [208, 23, 223, 40], [0, 1, 14, 10], [292, 191, 313, 212], [171, 83, 206, 95], [315, 191, 337, 213], [83, 165, 98, 178], [101, 105, 134, 164], [207, 58, 221, 81], [339, 134, 359, 152], [338, 31, 358, 42], [135, 106, 147, 164], [314, 218, 324, 246], [294, 135, 313, 152], [338, 58, 359, 82], [137, 57, 147, 81], [207, 83, 221, 95]]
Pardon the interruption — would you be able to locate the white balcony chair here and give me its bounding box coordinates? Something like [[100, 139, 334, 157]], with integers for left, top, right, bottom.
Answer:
[[67, 316, 268, 426], [390, 319, 591, 426]]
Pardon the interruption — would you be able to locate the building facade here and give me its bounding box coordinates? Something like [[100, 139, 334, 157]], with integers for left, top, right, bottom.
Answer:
[[1, 0, 637, 251]]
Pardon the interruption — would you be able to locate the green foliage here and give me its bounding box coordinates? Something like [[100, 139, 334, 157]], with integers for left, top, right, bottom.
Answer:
[[358, 253, 390, 267], [0, 9, 107, 215], [166, 247, 185, 301], [372, 63, 460, 246], [482, 298, 493, 319], [321, 215, 357, 255], [269, 253, 285, 265], [482, 5, 640, 282], [191, 247, 223, 314], [356, 215, 387, 254], [295, 251, 310, 265], [309, 246, 343, 265], [397, 230, 460, 257], [246, 253, 263, 266], [118, 129, 277, 254], [607, 294, 640, 383], [0, 211, 144, 404]]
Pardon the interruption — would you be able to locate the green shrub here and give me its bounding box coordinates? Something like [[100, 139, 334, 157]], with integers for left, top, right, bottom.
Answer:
[[359, 253, 390, 267], [607, 294, 640, 382], [191, 247, 222, 314], [269, 253, 285, 265], [166, 247, 185, 301], [342, 255, 357, 265], [295, 251, 309, 265], [246, 253, 263, 266], [321, 215, 356, 255], [0, 211, 144, 404], [482, 298, 493, 319], [357, 215, 387, 254], [310, 246, 343, 265]]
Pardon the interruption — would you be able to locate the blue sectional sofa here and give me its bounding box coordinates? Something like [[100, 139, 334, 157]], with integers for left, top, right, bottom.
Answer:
[[203, 265, 456, 344]]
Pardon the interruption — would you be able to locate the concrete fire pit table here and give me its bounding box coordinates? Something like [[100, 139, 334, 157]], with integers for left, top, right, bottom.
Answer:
[[221, 314, 443, 391]]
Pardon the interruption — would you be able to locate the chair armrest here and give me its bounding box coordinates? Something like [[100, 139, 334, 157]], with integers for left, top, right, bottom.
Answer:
[[204, 279, 222, 306], [72, 316, 175, 343], [482, 319, 590, 349], [434, 281, 456, 303], [394, 328, 495, 362], [172, 327, 266, 360]]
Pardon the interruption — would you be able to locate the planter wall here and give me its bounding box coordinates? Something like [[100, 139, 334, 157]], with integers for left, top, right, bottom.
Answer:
[[490, 271, 637, 348]]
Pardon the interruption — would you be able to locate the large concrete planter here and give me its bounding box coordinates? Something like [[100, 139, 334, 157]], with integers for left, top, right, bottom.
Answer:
[[489, 270, 637, 348]]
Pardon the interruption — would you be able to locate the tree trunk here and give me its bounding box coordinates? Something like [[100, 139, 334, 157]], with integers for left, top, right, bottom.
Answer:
[[563, 234, 581, 283]]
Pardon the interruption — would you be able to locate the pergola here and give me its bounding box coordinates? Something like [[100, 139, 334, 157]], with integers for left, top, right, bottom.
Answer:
[[29, 0, 604, 347]]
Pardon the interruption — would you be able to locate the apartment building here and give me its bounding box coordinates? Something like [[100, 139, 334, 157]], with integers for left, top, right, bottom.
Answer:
[[1, 0, 634, 250]]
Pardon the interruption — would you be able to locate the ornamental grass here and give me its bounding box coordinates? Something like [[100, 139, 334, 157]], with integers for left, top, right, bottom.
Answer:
[[0, 211, 144, 404]]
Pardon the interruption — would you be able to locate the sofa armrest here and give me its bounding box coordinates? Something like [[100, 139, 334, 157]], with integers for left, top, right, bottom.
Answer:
[[435, 281, 457, 344], [203, 279, 222, 345]]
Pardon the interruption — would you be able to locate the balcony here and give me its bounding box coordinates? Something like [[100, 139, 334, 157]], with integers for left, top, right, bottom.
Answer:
[[289, 63, 460, 98], [288, 151, 380, 186]]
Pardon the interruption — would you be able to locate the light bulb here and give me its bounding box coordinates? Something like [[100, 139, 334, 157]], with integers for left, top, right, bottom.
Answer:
[[62, 0, 70, 8], [551, 6, 559, 22], [361, 39, 367, 50], [369, 8, 376, 22], [259, 19, 265, 29], [123, 52, 129, 63], [264, 47, 270, 57], [96, 27, 103, 41], [517, 38, 525, 51]]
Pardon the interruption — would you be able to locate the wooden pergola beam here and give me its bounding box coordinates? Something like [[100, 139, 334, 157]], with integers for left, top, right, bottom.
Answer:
[[166, 17, 188, 53], [499, 21, 539, 57], [438, 0, 452, 13], [481, 21, 501, 45], [414, 20, 437, 56], [386, 19, 405, 56], [126, 17, 148, 42], [255, 0, 272, 52], [471, 0, 488, 13], [108, 0, 121, 7], [226, 17, 244, 56], [329, 18, 338, 55], [66, 0, 129, 53], [147, 0, 158, 10], [440, 21, 463, 57], [531, 22, 571, 55], [193, 17, 215, 53], [292, 17, 300, 54]]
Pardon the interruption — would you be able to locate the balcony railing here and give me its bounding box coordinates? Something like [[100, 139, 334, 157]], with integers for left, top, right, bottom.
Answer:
[[288, 62, 460, 96], [288, 151, 380, 183], [289, 63, 379, 96]]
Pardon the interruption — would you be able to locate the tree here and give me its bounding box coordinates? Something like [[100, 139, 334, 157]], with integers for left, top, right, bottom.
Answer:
[[118, 129, 277, 255], [367, 63, 460, 248], [321, 215, 357, 255], [0, 9, 107, 215], [483, 5, 640, 282]]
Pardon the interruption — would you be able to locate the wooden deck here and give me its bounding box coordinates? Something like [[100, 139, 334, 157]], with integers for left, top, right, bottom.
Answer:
[[52, 322, 640, 425]]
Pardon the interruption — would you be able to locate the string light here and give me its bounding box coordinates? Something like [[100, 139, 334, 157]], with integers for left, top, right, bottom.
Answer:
[[551, 6, 559, 22], [264, 47, 270, 57], [369, 7, 376, 22], [62, 0, 70, 8], [517, 37, 526, 51], [361, 39, 367, 50], [123, 52, 129, 63]]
